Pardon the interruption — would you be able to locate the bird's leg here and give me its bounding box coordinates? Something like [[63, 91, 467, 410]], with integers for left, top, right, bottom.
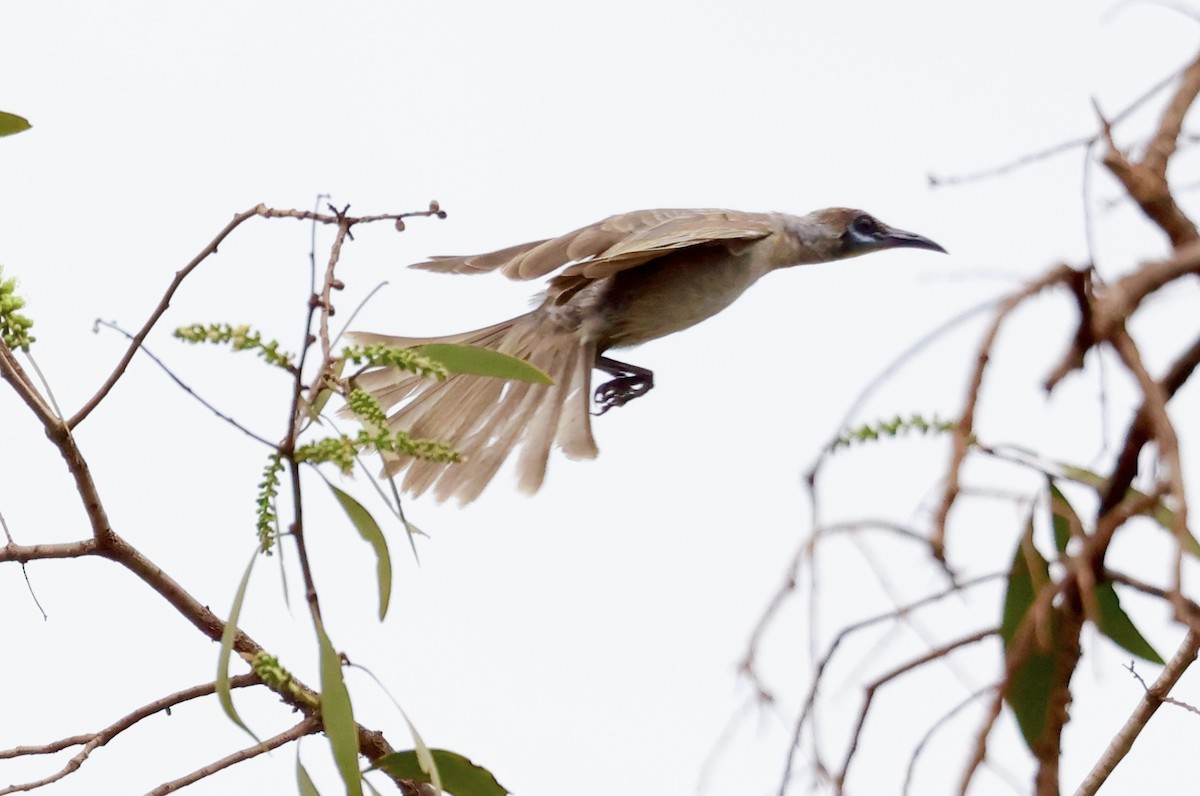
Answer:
[[593, 356, 655, 415]]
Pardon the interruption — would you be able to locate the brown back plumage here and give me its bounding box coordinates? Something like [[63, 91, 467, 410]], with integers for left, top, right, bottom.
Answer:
[[410, 208, 777, 282]]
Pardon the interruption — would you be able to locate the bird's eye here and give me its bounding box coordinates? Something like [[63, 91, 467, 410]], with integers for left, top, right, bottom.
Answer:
[[851, 215, 879, 236]]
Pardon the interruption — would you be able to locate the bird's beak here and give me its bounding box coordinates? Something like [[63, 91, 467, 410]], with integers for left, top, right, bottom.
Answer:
[[881, 226, 947, 254]]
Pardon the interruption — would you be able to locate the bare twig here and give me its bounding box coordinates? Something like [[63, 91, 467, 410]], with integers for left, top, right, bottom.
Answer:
[[833, 629, 996, 793], [932, 266, 1077, 559], [0, 674, 259, 793], [0, 504, 46, 619], [147, 715, 323, 795], [774, 575, 1001, 795], [1098, 50, 1200, 248], [1073, 631, 1200, 796], [68, 206, 267, 429], [93, 319, 276, 447], [903, 685, 999, 796]]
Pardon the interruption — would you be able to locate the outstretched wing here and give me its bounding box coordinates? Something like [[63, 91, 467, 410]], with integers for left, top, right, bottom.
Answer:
[[409, 208, 777, 282]]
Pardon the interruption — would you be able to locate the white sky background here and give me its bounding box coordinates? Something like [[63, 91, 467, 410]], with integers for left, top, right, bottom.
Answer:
[[2, 2, 1199, 795]]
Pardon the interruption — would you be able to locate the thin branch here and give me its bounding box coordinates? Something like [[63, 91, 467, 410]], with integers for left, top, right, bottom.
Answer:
[[0, 675, 259, 793], [68, 205, 267, 429], [929, 58, 1188, 188], [1097, 49, 1200, 248], [1098, 331, 1200, 516], [933, 266, 1077, 559], [93, 320, 276, 448], [903, 685, 1000, 796], [0, 504, 47, 619], [1105, 328, 1191, 612], [833, 628, 997, 793], [774, 575, 1002, 796], [1072, 631, 1200, 796], [67, 202, 445, 429], [147, 716, 323, 795]]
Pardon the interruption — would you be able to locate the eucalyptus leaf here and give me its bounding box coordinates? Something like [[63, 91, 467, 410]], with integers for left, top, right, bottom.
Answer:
[[217, 552, 260, 741], [329, 484, 393, 621], [375, 749, 508, 796], [1094, 582, 1165, 664], [0, 111, 31, 137], [318, 625, 363, 796], [414, 343, 552, 385]]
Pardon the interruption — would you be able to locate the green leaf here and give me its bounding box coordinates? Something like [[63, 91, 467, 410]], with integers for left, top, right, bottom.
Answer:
[[317, 624, 362, 796], [329, 484, 392, 621], [1000, 515, 1058, 750], [0, 111, 31, 137], [217, 552, 261, 741], [375, 749, 509, 796], [297, 758, 322, 796], [1047, 480, 1080, 555], [1094, 582, 1165, 664], [414, 343, 552, 385]]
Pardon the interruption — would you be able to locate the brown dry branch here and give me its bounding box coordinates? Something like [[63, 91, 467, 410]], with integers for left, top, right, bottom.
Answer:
[[0, 203, 446, 792], [929, 56, 1191, 189], [957, 684, 1007, 796], [0, 675, 259, 794], [1098, 49, 1200, 249], [932, 265, 1077, 560], [147, 716, 324, 795], [1099, 332, 1200, 515], [774, 573, 1002, 795], [1104, 329, 1191, 609], [1044, 242, 1200, 389], [1072, 631, 1200, 796], [833, 628, 996, 795], [902, 685, 1002, 796]]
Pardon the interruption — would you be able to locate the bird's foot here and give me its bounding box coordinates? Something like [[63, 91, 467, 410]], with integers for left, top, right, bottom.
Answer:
[[593, 374, 654, 415]]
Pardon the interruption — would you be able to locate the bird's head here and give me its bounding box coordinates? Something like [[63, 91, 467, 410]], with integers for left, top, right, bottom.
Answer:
[[805, 208, 947, 261]]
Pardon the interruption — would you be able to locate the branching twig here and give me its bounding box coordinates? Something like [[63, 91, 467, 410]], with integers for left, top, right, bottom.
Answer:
[[0, 674, 259, 794], [833, 628, 996, 793], [147, 715, 323, 795], [932, 266, 1077, 559], [1073, 631, 1200, 796]]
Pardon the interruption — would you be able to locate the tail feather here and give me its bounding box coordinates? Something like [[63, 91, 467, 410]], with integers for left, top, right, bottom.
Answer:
[[343, 313, 598, 503]]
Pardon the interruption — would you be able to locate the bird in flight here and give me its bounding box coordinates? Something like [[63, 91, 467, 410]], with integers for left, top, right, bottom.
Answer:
[[348, 207, 946, 503]]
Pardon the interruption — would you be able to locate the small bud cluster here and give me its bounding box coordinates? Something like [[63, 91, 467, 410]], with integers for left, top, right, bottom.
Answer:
[[253, 652, 318, 708], [343, 343, 448, 381], [174, 323, 294, 369], [0, 265, 35, 351], [831, 413, 957, 450], [296, 388, 460, 473], [256, 454, 284, 553]]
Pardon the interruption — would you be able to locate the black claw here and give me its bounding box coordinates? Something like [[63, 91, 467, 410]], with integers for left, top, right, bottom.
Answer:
[[592, 374, 653, 415]]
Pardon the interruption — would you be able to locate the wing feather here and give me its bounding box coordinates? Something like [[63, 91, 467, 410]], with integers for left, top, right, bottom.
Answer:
[[406, 208, 778, 283]]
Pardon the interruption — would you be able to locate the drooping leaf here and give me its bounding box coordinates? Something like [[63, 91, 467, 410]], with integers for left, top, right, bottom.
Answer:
[[1000, 515, 1059, 750], [0, 111, 31, 137], [217, 552, 261, 741], [297, 757, 322, 796], [1047, 480, 1080, 555], [318, 624, 363, 796], [329, 484, 392, 621], [375, 749, 509, 796], [1000, 516, 1049, 645], [1094, 582, 1165, 664], [414, 343, 552, 385]]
